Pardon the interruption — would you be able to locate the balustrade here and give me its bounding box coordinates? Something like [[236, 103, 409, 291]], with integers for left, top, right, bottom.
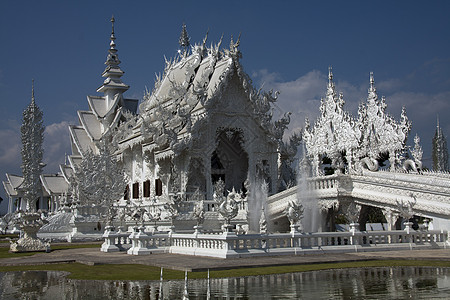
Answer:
[[103, 227, 448, 257]]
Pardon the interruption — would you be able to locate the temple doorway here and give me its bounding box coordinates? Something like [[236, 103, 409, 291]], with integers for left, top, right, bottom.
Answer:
[[211, 129, 248, 194]]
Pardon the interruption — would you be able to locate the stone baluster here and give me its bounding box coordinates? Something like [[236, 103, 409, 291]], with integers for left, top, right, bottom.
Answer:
[[101, 225, 120, 252]]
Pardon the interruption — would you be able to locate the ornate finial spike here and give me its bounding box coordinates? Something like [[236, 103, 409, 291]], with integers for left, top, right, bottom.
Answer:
[[179, 23, 190, 49], [31, 79, 35, 104], [328, 66, 333, 82], [202, 28, 209, 46], [111, 15, 115, 33], [437, 115, 440, 130], [370, 72, 374, 85], [110, 15, 116, 48]]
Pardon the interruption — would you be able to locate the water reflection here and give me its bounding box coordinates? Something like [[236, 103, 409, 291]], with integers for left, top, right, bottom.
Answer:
[[1, 267, 449, 299]]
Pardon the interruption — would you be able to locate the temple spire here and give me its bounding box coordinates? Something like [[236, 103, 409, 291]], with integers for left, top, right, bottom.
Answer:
[[369, 72, 376, 93], [31, 79, 35, 105], [178, 23, 190, 57], [326, 66, 335, 96], [97, 16, 129, 95], [110, 15, 116, 51], [328, 66, 334, 88], [179, 23, 190, 48]]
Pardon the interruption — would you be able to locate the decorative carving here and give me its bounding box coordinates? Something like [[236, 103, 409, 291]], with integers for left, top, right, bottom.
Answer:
[[20, 81, 45, 212], [259, 206, 267, 234], [341, 201, 361, 224], [214, 179, 242, 228], [303, 69, 412, 176], [284, 200, 304, 226], [9, 212, 50, 253], [192, 199, 205, 227], [70, 137, 127, 225], [396, 195, 416, 220]]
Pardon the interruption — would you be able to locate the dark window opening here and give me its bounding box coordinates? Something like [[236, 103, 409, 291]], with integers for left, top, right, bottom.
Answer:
[[132, 182, 139, 199], [155, 179, 162, 196], [143, 180, 150, 198], [211, 174, 225, 186], [124, 185, 129, 200], [211, 151, 224, 170]]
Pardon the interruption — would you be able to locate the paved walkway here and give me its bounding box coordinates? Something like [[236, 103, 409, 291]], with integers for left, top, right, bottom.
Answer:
[[1, 245, 449, 272]]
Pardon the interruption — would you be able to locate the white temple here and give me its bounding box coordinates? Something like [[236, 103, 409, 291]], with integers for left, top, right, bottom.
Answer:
[[2, 19, 450, 242]]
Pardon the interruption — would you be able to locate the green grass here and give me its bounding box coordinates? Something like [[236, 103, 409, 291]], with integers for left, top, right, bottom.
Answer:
[[0, 247, 36, 258], [0, 243, 100, 259], [1, 260, 449, 281], [0, 234, 19, 239]]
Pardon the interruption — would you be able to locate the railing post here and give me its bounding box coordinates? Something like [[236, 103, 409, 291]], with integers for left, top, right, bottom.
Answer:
[[101, 225, 120, 252]]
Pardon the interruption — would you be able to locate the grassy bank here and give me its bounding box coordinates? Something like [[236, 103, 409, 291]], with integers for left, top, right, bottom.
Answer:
[[0, 243, 100, 259], [1, 260, 450, 281]]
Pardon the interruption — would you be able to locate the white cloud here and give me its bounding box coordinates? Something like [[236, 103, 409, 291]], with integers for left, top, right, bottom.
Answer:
[[252, 69, 327, 135], [43, 121, 71, 173], [0, 120, 71, 177], [0, 123, 21, 172]]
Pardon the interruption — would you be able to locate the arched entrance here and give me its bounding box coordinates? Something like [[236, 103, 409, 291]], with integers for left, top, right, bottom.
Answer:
[[211, 128, 248, 194]]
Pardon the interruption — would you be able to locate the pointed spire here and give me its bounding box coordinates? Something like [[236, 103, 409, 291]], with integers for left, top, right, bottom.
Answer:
[[97, 16, 129, 94], [109, 15, 116, 51], [369, 72, 376, 93], [179, 23, 190, 48], [326, 66, 336, 97], [105, 15, 119, 67], [328, 66, 334, 89], [31, 79, 35, 105]]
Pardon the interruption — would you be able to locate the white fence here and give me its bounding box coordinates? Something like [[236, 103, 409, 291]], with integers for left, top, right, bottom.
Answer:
[[101, 227, 448, 258]]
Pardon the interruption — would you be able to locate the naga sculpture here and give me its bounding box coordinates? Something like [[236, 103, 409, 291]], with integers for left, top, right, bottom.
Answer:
[[214, 180, 242, 232]]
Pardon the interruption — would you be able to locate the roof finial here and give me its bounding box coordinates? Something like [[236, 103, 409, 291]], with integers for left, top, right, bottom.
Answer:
[[31, 79, 35, 104], [369, 72, 376, 93], [437, 115, 440, 130], [179, 23, 190, 48], [110, 15, 116, 50], [328, 66, 333, 82], [111, 15, 115, 33]]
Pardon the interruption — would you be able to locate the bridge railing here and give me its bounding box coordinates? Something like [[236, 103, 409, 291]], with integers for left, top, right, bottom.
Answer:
[[103, 228, 448, 256], [306, 175, 338, 191]]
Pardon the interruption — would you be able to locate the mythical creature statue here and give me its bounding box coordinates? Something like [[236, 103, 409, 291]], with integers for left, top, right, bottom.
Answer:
[[284, 200, 304, 226], [341, 202, 361, 224], [403, 134, 423, 173], [128, 207, 149, 226], [359, 157, 379, 172], [215, 187, 242, 225], [259, 206, 267, 234], [396, 195, 416, 220], [165, 194, 183, 222], [192, 200, 205, 227]]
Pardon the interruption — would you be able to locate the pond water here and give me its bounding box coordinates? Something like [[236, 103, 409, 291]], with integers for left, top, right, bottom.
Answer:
[[1, 267, 449, 299]]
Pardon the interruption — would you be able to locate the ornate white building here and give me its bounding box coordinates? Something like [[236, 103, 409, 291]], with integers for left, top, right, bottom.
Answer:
[[3, 19, 298, 234], [3, 20, 449, 237]]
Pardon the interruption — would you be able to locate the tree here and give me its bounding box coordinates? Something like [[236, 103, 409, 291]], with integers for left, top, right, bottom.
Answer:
[[432, 118, 449, 171], [71, 137, 126, 224], [20, 81, 45, 212]]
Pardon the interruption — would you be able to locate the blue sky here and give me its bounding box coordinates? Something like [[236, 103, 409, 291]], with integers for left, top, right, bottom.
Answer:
[[1, 1, 449, 213]]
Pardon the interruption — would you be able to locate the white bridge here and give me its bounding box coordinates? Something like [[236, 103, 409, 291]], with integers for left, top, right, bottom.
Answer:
[[268, 170, 450, 225]]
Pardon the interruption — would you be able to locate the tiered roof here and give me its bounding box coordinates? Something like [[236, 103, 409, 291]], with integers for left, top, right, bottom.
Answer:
[[66, 16, 138, 169]]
